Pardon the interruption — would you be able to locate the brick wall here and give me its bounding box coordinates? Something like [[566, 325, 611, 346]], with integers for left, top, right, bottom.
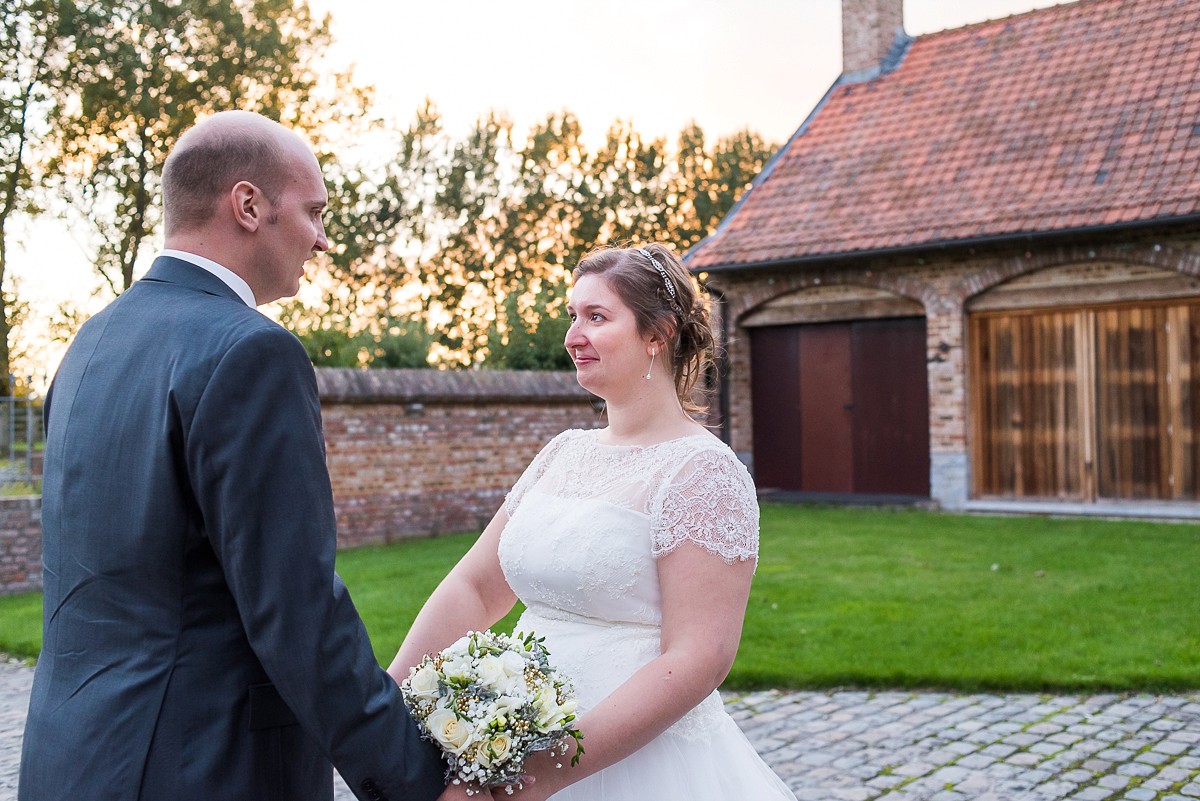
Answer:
[[318, 368, 603, 547], [0, 497, 42, 595]]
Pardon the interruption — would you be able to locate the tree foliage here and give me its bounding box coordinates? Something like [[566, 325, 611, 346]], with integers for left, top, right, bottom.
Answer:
[[287, 101, 776, 370], [49, 0, 338, 294], [341, 110, 778, 369]]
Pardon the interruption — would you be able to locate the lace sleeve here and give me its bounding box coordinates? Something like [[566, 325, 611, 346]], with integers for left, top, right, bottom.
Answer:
[[651, 446, 759, 566], [503, 430, 574, 516]]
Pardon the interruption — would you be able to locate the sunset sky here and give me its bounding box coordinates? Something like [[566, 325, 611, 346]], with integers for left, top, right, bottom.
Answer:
[[303, 0, 1073, 149], [13, 0, 1073, 383]]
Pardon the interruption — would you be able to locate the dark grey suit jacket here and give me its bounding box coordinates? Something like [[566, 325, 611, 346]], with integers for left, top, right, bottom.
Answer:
[[19, 257, 444, 801]]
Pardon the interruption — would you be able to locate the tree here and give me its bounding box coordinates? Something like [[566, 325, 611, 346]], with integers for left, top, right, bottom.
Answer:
[[2, 277, 34, 392], [410, 114, 777, 370], [485, 278, 572, 370], [308, 100, 446, 328], [50, 0, 337, 294], [586, 120, 672, 246], [420, 111, 515, 364], [275, 99, 452, 369], [467, 112, 591, 368], [279, 300, 434, 370], [0, 0, 70, 395]]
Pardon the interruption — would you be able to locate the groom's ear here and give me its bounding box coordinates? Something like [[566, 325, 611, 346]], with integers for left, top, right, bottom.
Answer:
[[230, 181, 263, 233]]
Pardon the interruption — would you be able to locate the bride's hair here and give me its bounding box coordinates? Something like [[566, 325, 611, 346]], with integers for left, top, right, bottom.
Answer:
[[572, 243, 717, 415]]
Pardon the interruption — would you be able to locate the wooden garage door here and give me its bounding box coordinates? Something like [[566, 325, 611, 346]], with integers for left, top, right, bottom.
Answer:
[[970, 300, 1200, 501], [1095, 305, 1200, 499], [750, 318, 930, 497], [970, 309, 1090, 499]]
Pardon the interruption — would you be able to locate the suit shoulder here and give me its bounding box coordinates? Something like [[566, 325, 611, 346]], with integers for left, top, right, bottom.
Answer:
[[218, 319, 310, 369], [159, 296, 305, 362]]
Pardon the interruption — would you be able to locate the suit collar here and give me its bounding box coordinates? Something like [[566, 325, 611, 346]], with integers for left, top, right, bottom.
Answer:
[[141, 255, 248, 305]]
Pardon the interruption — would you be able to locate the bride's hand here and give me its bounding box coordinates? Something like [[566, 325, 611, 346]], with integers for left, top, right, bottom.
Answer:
[[500, 779, 554, 801], [495, 751, 570, 801], [436, 781, 494, 800]]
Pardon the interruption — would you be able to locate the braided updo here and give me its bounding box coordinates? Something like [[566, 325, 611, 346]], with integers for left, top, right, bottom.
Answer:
[[572, 243, 716, 415]]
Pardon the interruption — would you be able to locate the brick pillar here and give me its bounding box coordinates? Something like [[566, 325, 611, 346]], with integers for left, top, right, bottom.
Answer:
[[925, 302, 968, 510], [842, 0, 905, 75]]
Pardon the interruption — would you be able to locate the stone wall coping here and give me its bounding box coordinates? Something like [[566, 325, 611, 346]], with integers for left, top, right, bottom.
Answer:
[[315, 367, 594, 405], [0, 497, 40, 507]]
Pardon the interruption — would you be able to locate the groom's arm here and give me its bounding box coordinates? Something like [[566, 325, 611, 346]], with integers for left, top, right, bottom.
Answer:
[[187, 324, 445, 801]]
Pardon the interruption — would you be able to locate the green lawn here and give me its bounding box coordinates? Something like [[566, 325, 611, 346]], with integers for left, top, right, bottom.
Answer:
[[0, 481, 40, 497], [742, 505, 1200, 692], [1, 504, 1197, 692]]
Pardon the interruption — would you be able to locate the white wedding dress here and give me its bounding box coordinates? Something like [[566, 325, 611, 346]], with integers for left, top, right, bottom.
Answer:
[[499, 429, 797, 800]]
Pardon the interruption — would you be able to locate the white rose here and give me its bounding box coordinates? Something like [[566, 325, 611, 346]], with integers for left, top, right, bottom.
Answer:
[[425, 707, 475, 755], [440, 654, 473, 682], [475, 655, 507, 690], [407, 664, 441, 699], [498, 650, 526, 677], [498, 671, 529, 698], [486, 732, 514, 765], [443, 634, 472, 658]]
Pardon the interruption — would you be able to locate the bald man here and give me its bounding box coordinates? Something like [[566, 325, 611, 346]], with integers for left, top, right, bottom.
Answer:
[[19, 112, 449, 801]]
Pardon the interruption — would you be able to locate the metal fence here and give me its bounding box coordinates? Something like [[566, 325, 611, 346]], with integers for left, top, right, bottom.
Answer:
[[0, 396, 43, 493]]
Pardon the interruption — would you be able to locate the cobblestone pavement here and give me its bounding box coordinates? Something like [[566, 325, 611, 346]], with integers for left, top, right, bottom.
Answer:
[[0, 659, 1196, 800]]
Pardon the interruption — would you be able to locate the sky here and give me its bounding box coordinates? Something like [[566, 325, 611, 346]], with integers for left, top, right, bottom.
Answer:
[[12, 0, 1074, 385]]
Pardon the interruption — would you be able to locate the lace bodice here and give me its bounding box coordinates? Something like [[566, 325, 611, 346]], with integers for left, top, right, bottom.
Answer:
[[504, 429, 757, 560], [498, 429, 759, 741]]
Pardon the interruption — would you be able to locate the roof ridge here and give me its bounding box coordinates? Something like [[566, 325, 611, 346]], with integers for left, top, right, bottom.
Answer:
[[912, 0, 1101, 41]]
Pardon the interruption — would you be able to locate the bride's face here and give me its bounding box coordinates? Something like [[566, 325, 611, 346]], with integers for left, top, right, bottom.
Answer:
[[565, 274, 654, 398]]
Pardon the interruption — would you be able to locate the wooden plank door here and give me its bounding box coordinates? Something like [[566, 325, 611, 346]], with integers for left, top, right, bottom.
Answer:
[[972, 299, 1200, 502], [749, 326, 802, 490], [852, 318, 931, 495], [798, 324, 854, 492], [750, 318, 931, 496], [1095, 302, 1200, 500], [970, 310, 1090, 499]]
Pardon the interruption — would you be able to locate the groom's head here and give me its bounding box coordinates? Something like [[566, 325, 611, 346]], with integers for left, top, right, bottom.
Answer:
[[161, 110, 329, 305]]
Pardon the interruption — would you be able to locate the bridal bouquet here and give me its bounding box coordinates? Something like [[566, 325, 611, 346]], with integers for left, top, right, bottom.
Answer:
[[400, 629, 584, 795]]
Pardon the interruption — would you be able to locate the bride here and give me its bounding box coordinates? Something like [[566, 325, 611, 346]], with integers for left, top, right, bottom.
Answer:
[[390, 244, 797, 801]]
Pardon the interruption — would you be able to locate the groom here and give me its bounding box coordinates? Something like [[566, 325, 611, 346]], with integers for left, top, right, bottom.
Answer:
[[19, 112, 449, 801]]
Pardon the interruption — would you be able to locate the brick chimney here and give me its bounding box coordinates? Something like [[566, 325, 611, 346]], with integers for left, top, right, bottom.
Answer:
[[842, 0, 905, 76]]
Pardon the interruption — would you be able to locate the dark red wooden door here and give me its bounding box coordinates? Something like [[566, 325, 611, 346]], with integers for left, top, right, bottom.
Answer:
[[750, 317, 930, 497], [749, 326, 802, 490], [851, 318, 931, 495], [799, 325, 854, 491]]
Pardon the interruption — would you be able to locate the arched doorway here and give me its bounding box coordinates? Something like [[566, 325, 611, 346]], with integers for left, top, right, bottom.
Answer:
[[968, 262, 1200, 501]]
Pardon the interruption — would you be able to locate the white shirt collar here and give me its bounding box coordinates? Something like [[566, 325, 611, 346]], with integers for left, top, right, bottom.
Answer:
[[160, 249, 257, 307]]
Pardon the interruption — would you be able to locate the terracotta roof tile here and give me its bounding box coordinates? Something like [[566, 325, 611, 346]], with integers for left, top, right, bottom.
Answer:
[[690, 0, 1200, 270]]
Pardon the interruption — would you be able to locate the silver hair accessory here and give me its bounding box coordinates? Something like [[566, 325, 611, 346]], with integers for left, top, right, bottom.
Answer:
[[638, 248, 679, 306]]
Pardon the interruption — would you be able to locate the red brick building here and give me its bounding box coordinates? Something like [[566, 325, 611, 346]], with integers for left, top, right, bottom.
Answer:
[[689, 0, 1200, 517]]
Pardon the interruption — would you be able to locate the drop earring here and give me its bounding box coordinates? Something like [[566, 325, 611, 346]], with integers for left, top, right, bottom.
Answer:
[[645, 348, 656, 380]]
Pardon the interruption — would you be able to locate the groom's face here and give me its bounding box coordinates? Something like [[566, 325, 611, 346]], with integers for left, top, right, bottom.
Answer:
[[255, 147, 329, 303]]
